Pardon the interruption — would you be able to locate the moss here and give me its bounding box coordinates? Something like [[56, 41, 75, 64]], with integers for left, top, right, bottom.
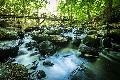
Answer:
[[0, 62, 28, 80], [0, 28, 18, 40]]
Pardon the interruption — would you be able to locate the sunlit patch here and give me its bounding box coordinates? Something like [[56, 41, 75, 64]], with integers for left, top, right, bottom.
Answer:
[[39, 0, 58, 15]]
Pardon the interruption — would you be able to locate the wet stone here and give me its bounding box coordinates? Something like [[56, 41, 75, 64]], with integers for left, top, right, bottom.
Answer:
[[79, 44, 99, 57], [30, 61, 39, 70], [83, 35, 100, 48], [25, 41, 38, 48], [38, 41, 55, 56], [36, 70, 46, 79], [30, 51, 39, 56], [72, 38, 81, 47], [43, 60, 54, 66], [0, 40, 19, 62]]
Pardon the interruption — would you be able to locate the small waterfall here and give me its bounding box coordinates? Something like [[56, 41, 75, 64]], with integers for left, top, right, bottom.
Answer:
[[13, 34, 40, 66]]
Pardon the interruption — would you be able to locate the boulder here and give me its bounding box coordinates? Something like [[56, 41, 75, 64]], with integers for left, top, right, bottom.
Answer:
[[0, 28, 18, 40], [63, 27, 72, 33], [32, 33, 49, 43], [44, 29, 63, 35], [25, 41, 38, 49], [43, 60, 54, 66], [17, 30, 24, 39], [32, 32, 69, 47], [102, 37, 112, 48], [38, 41, 55, 56], [36, 70, 46, 79], [72, 37, 81, 47], [0, 19, 9, 28], [24, 26, 44, 33], [83, 35, 100, 48], [30, 61, 39, 70], [73, 29, 84, 35], [0, 63, 28, 80], [86, 30, 97, 35], [49, 35, 69, 47], [109, 29, 120, 44], [0, 40, 19, 62], [79, 44, 99, 57]]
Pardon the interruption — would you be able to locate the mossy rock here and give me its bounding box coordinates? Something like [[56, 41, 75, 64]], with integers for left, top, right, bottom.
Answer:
[[44, 29, 62, 35], [0, 63, 28, 80], [0, 28, 18, 40], [38, 41, 55, 56], [83, 35, 100, 48], [0, 40, 19, 62], [79, 44, 99, 56]]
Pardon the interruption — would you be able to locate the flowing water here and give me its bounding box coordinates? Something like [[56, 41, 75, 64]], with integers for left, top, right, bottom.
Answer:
[[12, 32, 88, 80]]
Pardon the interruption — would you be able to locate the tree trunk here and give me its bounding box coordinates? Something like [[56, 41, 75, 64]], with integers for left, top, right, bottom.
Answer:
[[87, 2, 91, 20], [104, 0, 113, 23]]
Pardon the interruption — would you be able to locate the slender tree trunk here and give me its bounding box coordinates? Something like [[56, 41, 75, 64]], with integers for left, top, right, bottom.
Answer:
[[104, 0, 113, 23], [87, 2, 91, 20]]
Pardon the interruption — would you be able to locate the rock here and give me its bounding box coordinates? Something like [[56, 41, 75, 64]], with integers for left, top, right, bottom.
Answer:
[[63, 27, 72, 33], [109, 29, 120, 44], [0, 28, 18, 40], [0, 40, 19, 62], [72, 37, 81, 47], [65, 36, 72, 42], [0, 19, 9, 28], [24, 26, 43, 32], [111, 43, 120, 51], [17, 30, 24, 39], [32, 32, 69, 47], [30, 51, 39, 56], [86, 30, 97, 35], [0, 62, 28, 80], [38, 41, 55, 56], [30, 61, 39, 70], [111, 5, 120, 23], [6, 57, 15, 63], [44, 29, 62, 35], [43, 60, 54, 66], [97, 30, 107, 37], [79, 44, 99, 57], [36, 70, 46, 79], [73, 29, 84, 35], [32, 33, 49, 43], [83, 35, 100, 48], [49, 35, 69, 47], [102, 37, 112, 48], [25, 41, 38, 48]]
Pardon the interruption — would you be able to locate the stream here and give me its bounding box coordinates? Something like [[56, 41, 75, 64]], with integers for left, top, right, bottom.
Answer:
[[1, 27, 119, 80], [12, 31, 88, 80]]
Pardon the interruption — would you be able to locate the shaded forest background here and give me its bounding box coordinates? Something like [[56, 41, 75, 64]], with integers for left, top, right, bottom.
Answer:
[[0, 0, 120, 28]]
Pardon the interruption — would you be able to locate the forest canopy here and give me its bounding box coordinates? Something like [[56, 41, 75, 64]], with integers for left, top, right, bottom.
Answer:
[[0, 0, 120, 27]]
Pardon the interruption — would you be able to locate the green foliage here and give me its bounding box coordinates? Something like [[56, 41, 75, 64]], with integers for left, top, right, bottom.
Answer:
[[58, 0, 105, 22], [0, 0, 47, 16]]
